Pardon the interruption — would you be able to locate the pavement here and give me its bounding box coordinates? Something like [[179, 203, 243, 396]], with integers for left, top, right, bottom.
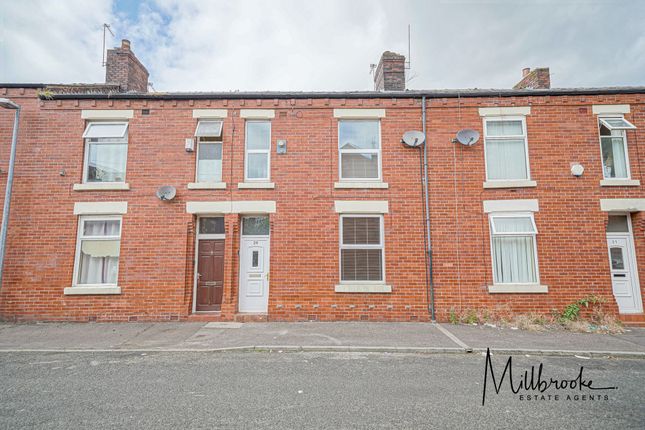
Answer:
[[0, 321, 644, 357], [1, 351, 644, 429]]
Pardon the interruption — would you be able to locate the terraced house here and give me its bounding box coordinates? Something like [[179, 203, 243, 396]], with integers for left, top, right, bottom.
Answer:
[[0, 41, 644, 323]]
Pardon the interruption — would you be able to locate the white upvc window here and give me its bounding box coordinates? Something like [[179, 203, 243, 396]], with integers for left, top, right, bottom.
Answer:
[[339, 214, 384, 282], [194, 120, 224, 183], [82, 122, 129, 183], [598, 116, 636, 179], [483, 116, 530, 181], [72, 215, 122, 287], [338, 120, 381, 181], [489, 213, 539, 285], [245, 121, 271, 181]]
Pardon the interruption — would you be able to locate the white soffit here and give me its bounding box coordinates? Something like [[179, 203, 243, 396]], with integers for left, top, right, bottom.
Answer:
[[193, 109, 228, 118], [73, 201, 128, 215], [478, 106, 531, 117], [334, 201, 389, 214], [592, 104, 630, 115], [600, 198, 645, 212], [483, 199, 539, 213], [81, 110, 134, 120], [240, 109, 275, 119], [186, 201, 276, 214], [333, 109, 386, 119]]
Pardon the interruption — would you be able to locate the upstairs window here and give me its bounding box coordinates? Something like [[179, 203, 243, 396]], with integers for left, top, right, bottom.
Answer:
[[340, 215, 384, 282], [195, 120, 223, 183], [599, 116, 635, 179], [82, 122, 128, 183], [245, 121, 271, 181], [338, 120, 381, 181], [484, 117, 530, 181], [489, 213, 539, 285], [74, 216, 122, 286]]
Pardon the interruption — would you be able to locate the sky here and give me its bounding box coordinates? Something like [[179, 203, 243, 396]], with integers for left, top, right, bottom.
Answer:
[[1, 0, 643, 92]]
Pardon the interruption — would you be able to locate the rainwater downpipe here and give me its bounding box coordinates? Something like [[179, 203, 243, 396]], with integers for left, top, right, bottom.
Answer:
[[421, 96, 435, 321]]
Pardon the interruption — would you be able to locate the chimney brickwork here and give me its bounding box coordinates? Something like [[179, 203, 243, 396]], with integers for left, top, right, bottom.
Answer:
[[374, 51, 406, 91], [105, 39, 149, 93], [513, 67, 551, 89]]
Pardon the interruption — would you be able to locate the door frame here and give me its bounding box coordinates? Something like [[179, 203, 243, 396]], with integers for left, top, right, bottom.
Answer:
[[238, 216, 271, 313], [606, 213, 643, 314], [193, 216, 226, 313]]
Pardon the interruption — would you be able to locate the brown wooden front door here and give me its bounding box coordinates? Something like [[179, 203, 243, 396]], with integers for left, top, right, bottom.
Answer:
[[196, 239, 224, 311]]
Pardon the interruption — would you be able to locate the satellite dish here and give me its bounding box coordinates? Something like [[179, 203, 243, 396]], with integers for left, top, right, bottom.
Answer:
[[156, 185, 176, 201], [455, 129, 480, 146], [401, 130, 425, 147]]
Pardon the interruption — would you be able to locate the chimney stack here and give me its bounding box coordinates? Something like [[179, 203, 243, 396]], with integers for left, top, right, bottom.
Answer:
[[373, 51, 406, 91], [513, 67, 550, 90], [105, 39, 149, 93]]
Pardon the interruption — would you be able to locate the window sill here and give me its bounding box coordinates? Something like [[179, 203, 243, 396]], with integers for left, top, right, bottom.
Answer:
[[187, 182, 227, 190], [238, 182, 275, 189], [487, 284, 548, 294], [483, 180, 537, 189], [600, 179, 641, 187], [64, 286, 122, 295], [334, 182, 389, 189], [73, 183, 130, 191], [335, 284, 392, 293]]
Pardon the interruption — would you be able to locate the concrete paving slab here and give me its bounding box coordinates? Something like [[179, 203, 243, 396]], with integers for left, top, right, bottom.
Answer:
[[444, 324, 645, 352], [179, 322, 457, 349]]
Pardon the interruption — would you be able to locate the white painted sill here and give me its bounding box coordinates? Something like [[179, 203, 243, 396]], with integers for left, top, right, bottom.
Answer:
[[487, 284, 548, 294], [335, 284, 392, 293], [483, 180, 537, 189], [600, 179, 641, 187], [73, 183, 130, 191], [238, 182, 275, 189], [64, 286, 122, 295], [187, 182, 227, 190], [334, 182, 389, 189]]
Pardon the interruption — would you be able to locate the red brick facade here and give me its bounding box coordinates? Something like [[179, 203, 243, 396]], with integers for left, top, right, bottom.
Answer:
[[0, 85, 643, 322]]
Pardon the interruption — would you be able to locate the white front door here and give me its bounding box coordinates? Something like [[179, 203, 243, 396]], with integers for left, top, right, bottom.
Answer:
[[606, 235, 643, 314], [239, 237, 270, 312]]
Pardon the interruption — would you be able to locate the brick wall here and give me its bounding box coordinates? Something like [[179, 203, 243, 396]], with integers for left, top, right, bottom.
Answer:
[[374, 51, 406, 91], [0, 88, 643, 322], [513, 68, 551, 89], [105, 40, 149, 93]]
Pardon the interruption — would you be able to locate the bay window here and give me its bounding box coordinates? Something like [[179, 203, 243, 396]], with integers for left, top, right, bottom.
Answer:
[[489, 213, 539, 285], [338, 120, 381, 180]]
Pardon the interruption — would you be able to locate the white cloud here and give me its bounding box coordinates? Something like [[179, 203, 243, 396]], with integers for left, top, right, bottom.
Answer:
[[0, 0, 113, 83], [1, 0, 643, 90]]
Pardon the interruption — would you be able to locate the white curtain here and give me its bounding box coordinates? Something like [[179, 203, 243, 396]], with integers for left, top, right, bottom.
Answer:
[[486, 139, 527, 180], [88, 143, 127, 182], [493, 236, 537, 283], [78, 221, 120, 285], [197, 142, 222, 182], [611, 137, 628, 178]]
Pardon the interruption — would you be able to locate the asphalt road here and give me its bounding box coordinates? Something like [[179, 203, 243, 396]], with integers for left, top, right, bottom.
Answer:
[[0, 351, 643, 429]]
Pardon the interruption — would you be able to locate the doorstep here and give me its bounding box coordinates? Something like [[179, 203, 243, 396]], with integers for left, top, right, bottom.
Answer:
[[619, 313, 645, 327], [186, 312, 224, 322], [234, 313, 269, 322]]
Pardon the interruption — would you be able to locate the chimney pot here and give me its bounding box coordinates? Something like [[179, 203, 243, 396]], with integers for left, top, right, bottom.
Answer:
[[522, 67, 530, 77], [121, 39, 131, 50]]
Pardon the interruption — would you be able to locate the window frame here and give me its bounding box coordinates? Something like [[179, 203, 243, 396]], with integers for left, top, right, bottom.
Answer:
[[338, 120, 382, 182], [339, 214, 385, 284], [483, 116, 531, 182], [244, 120, 271, 182], [82, 121, 129, 184], [194, 119, 223, 138], [72, 215, 122, 288], [195, 136, 224, 183], [488, 212, 540, 286], [598, 115, 632, 180]]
